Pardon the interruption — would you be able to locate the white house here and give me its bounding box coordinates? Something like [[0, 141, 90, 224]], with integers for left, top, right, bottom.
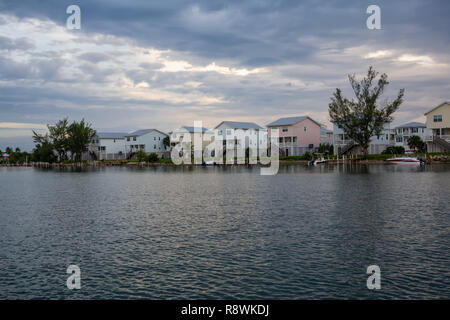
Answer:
[[394, 122, 431, 151], [92, 132, 127, 160], [320, 127, 333, 145], [169, 126, 214, 159], [332, 122, 394, 154], [213, 121, 265, 160], [124, 129, 169, 158]]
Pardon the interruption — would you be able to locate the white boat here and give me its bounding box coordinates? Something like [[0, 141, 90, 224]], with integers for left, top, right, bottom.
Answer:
[[309, 153, 328, 166], [386, 156, 426, 165]]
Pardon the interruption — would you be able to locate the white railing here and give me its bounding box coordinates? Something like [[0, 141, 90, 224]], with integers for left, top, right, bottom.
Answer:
[[425, 135, 450, 142], [334, 140, 353, 146]]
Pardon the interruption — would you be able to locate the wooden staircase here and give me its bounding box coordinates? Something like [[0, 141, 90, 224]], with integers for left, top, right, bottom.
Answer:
[[434, 136, 450, 152], [339, 141, 357, 155]]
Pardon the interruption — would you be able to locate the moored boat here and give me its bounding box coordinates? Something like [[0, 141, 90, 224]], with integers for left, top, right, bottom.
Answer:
[[386, 156, 426, 165]]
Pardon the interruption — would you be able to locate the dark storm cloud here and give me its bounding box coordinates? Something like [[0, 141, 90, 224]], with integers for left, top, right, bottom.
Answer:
[[1, 0, 449, 65]]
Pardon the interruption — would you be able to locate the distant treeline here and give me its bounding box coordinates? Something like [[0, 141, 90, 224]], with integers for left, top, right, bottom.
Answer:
[[0, 118, 96, 164]]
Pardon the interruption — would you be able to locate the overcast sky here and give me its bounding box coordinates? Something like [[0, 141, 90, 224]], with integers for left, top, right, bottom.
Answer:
[[0, 0, 449, 150]]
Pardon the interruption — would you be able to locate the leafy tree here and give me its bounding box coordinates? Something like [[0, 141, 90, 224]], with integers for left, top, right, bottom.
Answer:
[[66, 119, 96, 162], [147, 152, 159, 162], [31, 142, 57, 163], [135, 150, 147, 162], [48, 118, 69, 161], [407, 135, 426, 153], [5, 147, 12, 154], [329, 66, 404, 155]]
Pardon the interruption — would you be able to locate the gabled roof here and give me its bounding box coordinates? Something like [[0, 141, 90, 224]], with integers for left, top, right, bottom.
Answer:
[[175, 126, 212, 133], [395, 122, 426, 129], [424, 102, 450, 115], [215, 121, 263, 130], [266, 116, 321, 127], [125, 129, 168, 137], [97, 132, 127, 139]]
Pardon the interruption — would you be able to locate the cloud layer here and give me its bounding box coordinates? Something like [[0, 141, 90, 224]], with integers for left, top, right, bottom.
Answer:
[[0, 0, 449, 150]]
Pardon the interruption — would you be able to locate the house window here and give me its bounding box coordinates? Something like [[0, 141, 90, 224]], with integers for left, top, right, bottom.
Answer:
[[100, 146, 106, 151], [271, 127, 277, 132], [140, 145, 145, 149], [226, 129, 232, 135], [159, 137, 160, 140], [127, 137, 130, 141], [154, 144, 156, 149], [279, 137, 283, 143], [282, 126, 288, 132], [433, 115, 442, 122], [293, 137, 297, 143], [133, 137, 137, 141], [218, 130, 222, 135], [396, 136, 403, 142], [304, 127, 307, 132], [411, 128, 418, 133]]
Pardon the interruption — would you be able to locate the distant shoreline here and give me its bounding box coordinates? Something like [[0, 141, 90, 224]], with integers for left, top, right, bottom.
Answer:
[[2, 157, 450, 167]]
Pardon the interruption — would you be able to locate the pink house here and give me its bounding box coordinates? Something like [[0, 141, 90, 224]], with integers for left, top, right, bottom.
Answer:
[[267, 116, 321, 156]]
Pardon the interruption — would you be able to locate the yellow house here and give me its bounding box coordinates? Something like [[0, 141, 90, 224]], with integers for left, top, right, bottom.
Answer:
[[425, 102, 450, 152]]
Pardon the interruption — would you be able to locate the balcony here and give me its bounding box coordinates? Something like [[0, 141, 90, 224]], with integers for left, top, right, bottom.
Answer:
[[425, 135, 450, 142]]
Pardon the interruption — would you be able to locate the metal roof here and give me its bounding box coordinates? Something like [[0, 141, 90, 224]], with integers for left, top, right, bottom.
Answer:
[[395, 122, 426, 129], [215, 121, 263, 130], [267, 116, 320, 127], [97, 132, 127, 139], [320, 128, 333, 133], [177, 126, 212, 133]]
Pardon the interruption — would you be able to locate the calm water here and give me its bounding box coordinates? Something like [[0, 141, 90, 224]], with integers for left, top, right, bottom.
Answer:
[[0, 164, 449, 299]]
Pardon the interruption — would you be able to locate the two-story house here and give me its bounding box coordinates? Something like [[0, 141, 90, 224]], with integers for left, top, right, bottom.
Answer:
[[332, 122, 394, 155], [91, 132, 127, 160], [266, 116, 320, 156], [170, 126, 214, 159], [320, 127, 333, 145], [214, 121, 264, 160], [394, 122, 431, 151], [425, 101, 450, 152], [124, 129, 169, 158]]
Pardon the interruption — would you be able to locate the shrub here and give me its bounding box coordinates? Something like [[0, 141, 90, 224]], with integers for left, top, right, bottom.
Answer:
[[147, 152, 159, 162], [135, 150, 147, 162], [382, 146, 405, 155]]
